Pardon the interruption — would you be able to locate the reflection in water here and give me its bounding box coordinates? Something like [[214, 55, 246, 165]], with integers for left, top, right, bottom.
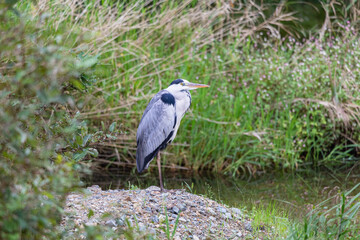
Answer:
[[83, 167, 360, 219]]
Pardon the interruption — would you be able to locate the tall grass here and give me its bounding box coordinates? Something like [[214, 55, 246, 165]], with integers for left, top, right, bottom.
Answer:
[[287, 183, 360, 239], [17, 0, 360, 175]]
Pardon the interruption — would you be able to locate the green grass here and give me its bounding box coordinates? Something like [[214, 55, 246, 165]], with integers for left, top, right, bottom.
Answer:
[[250, 203, 292, 239], [38, 0, 358, 176], [12, 0, 360, 176], [287, 183, 360, 240]]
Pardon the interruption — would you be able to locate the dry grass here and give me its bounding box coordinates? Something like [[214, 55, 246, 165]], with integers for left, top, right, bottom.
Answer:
[[23, 0, 360, 173]]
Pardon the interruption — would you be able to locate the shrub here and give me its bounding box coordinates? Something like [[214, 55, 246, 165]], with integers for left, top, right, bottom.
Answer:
[[0, 3, 95, 238]]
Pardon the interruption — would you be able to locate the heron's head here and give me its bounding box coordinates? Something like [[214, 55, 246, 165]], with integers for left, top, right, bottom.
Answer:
[[168, 79, 209, 91]]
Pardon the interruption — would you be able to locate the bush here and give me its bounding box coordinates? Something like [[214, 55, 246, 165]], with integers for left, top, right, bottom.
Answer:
[[0, 3, 95, 238]]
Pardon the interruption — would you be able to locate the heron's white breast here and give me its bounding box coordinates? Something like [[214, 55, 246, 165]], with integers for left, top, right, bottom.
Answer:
[[170, 92, 191, 142]]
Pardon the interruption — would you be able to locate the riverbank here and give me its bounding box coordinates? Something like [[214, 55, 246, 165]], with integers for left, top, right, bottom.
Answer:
[[62, 185, 273, 239]]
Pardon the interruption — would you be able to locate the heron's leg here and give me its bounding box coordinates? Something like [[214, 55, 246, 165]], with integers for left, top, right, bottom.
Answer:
[[157, 151, 165, 192]]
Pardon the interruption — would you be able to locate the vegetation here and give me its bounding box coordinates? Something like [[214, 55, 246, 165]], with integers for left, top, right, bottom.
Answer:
[[0, 1, 103, 238], [12, 0, 357, 175], [287, 183, 360, 240], [1, 0, 360, 239]]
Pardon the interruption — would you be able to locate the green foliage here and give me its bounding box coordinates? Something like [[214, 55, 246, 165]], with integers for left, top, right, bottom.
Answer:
[[287, 183, 360, 240], [0, 3, 101, 238], [160, 207, 180, 240], [250, 202, 291, 239], [36, 0, 358, 175]]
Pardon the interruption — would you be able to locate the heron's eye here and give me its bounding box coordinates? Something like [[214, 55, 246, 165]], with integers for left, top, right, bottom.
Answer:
[[181, 82, 185, 86]]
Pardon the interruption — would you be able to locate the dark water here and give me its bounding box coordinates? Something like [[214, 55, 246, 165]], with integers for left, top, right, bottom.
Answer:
[[84, 167, 360, 220]]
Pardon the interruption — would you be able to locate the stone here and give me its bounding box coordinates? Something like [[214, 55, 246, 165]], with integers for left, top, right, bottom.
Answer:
[[224, 212, 232, 219], [207, 208, 216, 215], [150, 215, 159, 223], [236, 231, 243, 237], [159, 215, 166, 223], [172, 206, 180, 214], [116, 216, 127, 226], [244, 222, 252, 232], [149, 197, 157, 202], [138, 222, 146, 232], [193, 235, 200, 240], [146, 186, 161, 191], [162, 192, 170, 197], [231, 207, 243, 216], [105, 219, 117, 227], [177, 203, 187, 212], [173, 233, 181, 240], [217, 207, 227, 214], [148, 228, 156, 235], [199, 210, 207, 216], [85, 220, 98, 226]]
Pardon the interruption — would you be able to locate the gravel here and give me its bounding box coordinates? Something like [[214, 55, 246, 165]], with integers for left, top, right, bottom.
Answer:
[[62, 185, 260, 239]]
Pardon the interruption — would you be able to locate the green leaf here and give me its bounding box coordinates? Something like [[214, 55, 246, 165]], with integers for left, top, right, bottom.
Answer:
[[74, 149, 88, 161], [76, 56, 98, 69], [87, 209, 94, 219], [82, 134, 93, 147], [88, 148, 98, 157], [109, 122, 116, 132], [70, 79, 86, 91]]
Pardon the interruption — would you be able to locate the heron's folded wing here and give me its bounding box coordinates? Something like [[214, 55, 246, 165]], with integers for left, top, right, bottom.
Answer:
[[136, 93, 176, 172]]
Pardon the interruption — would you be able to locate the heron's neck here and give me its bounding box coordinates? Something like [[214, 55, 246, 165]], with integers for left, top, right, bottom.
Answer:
[[170, 89, 190, 100]]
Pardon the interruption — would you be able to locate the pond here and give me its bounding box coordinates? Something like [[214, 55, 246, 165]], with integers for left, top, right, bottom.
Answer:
[[84, 167, 360, 220]]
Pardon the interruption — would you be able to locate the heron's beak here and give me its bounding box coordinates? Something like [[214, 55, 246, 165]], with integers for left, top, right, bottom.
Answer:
[[187, 82, 210, 89]]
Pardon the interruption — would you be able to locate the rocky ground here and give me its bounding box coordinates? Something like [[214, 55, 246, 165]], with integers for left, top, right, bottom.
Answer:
[[62, 185, 269, 239]]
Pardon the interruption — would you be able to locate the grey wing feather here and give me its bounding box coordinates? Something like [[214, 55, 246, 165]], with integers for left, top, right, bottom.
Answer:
[[136, 90, 176, 173]]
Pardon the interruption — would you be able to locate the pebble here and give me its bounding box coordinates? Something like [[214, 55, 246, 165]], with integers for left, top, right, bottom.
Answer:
[[231, 207, 243, 216], [193, 235, 200, 240], [172, 206, 180, 214], [147, 186, 161, 191], [148, 228, 156, 235], [150, 215, 159, 223], [177, 203, 187, 212], [207, 207, 216, 215], [159, 215, 166, 223], [85, 220, 98, 226], [224, 212, 232, 219], [138, 222, 146, 232], [162, 192, 170, 198], [245, 222, 253, 232], [116, 216, 126, 226], [217, 206, 227, 214], [105, 219, 117, 227]]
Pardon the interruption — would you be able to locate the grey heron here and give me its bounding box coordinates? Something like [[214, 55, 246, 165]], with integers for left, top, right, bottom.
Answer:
[[136, 79, 209, 191]]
